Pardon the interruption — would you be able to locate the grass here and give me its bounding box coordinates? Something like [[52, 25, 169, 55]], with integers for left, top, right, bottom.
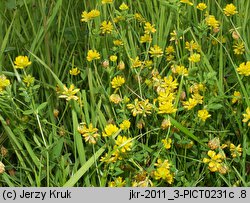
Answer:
[[0, 0, 250, 187]]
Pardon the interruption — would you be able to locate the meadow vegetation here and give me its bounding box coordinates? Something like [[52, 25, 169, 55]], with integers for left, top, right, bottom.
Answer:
[[0, 0, 250, 186]]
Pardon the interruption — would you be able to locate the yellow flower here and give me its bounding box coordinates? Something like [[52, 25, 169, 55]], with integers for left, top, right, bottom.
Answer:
[[81, 9, 100, 22], [14, 55, 32, 69], [145, 60, 153, 68], [165, 46, 175, 55], [162, 138, 172, 150], [113, 40, 124, 46], [23, 74, 35, 87], [175, 65, 188, 76], [140, 34, 152, 43], [183, 98, 198, 110], [188, 53, 200, 63], [134, 13, 146, 23], [127, 99, 153, 117], [102, 0, 113, 4], [0, 74, 10, 92], [119, 2, 129, 10], [102, 124, 119, 137], [113, 16, 125, 23], [78, 123, 99, 144], [87, 50, 100, 61], [109, 94, 122, 104], [158, 101, 177, 114], [119, 120, 131, 130], [203, 150, 225, 173], [197, 3, 207, 11], [223, 4, 238, 16], [237, 61, 250, 76], [206, 15, 219, 29], [154, 159, 174, 184], [110, 55, 118, 62], [192, 93, 203, 104], [149, 45, 163, 57], [232, 91, 241, 104], [108, 177, 126, 187], [111, 76, 125, 89], [100, 21, 113, 34], [233, 42, 245, 55], [242, 107, 250, 126], [69, 67, 80, 76], [185, 40, 200, 52], [58, 84, 80, 101], [131, 57, 142, 68], [115, 135, 133, 153], [144, 22, 156, 34], [230, 143, 242, 158], [180, 0, 193, 6], [198, 109, 211, 122]]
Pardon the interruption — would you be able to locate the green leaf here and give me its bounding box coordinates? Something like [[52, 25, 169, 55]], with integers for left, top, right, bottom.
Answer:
[[23, 109, 34, 115], [37, 102, 48, 112]]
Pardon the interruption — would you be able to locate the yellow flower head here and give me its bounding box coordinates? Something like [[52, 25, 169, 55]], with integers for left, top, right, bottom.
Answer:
[[113, 40, 124, 46], [203, 150, 225, 173], [162, 138, 172, 150], [175, 65, 188, 76], [230, 143, 242, 158], [237, 61, 250, 76], [242, 107, 250, 126], [0, 74, 10, 92], [232, 91, 241, 104], [154, 159, 174, 184], [102, 124, 119, 137], [149, 45, 163, 58], [119, 120, 131, 130], [111, 76, 125, 89], [197, 3, 207, 11], [185, 40, 200, 52], [134, 13, 146, 23], [69, 67, 80, 76], [109, 55, 118, 62], [100, 21, 113, 34], [127, 99, 153, 117], [87, 50, 101, 62], [58, 84, 80, 101], [144, 22, 156, 34], [206, 15, 220, 29], [131, 56, 142, 68], [233, 42, 245, 55], [198, 109, 211, 122], [223, 4, 238, 16], [14, 55, 32, 69], [108, 177, 126, 187], [140, 34, 152, 43], [165, 46, 175, 55], [158, 101, 177, 114], [188, 53, 201, 63], [81, 9, 100, 22], [182, 98, 198, 110], [119, 2, 129, 10], [115, 135, 133, 153], [78, 123, 100, 144]]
